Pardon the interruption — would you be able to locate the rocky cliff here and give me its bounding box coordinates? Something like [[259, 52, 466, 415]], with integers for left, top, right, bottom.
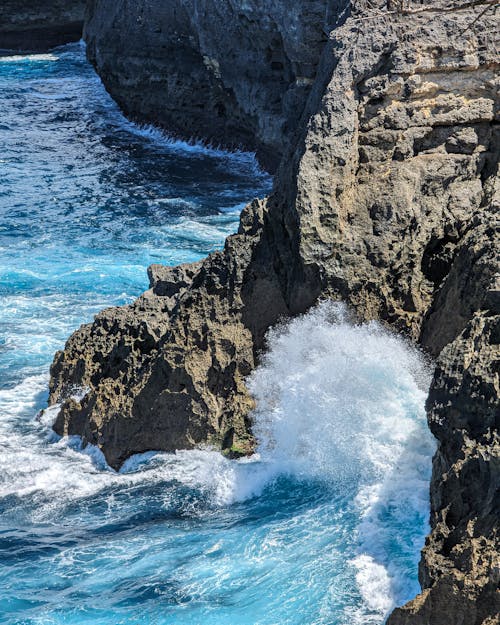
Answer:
[[50, 0, 499, 622], [83, 0, 346, 170], [0, 0, 86, 51]]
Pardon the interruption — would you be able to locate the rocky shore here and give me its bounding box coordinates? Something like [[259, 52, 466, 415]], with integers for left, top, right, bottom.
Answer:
[[0, 0, 85, 51], [49, 0, 498, 622]]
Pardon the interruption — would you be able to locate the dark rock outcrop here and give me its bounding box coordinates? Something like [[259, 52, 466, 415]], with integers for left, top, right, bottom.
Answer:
[[0, 0, 86, 52], [387, 183, 499, 624], [50, 0, 499, 622], [83, 0, 346, 170]]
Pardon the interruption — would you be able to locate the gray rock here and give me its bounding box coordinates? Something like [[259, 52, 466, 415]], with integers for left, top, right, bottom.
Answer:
[[50, 0, 499, 622], [83, 0, 347, 170]]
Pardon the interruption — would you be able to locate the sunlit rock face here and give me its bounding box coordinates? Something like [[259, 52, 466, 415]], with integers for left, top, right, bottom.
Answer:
[[0, 0, 86, 51], [51, 1, 499, 623]]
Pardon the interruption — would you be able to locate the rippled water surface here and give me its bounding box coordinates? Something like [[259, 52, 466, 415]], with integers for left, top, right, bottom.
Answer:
[[0, 44, 435, 625]]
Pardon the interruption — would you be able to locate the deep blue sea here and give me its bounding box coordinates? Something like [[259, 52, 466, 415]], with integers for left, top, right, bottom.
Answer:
[[0, 44, 435, 625]]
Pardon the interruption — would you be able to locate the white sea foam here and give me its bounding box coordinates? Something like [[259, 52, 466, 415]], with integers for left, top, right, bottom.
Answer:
[[247, 302, 435, 620], [219, 201, 248, 214], [0, 375, 263, 511], [123, 121, 265, 172], [167, 217, 238, 244], [0, 54, 59, 63], [0, 302, 433, 622]]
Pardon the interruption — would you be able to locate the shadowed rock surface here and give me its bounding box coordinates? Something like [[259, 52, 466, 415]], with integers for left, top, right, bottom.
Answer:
[[0, 0, 86, 51], [50, 0, 499, 622], [83, 0, 347, 170]]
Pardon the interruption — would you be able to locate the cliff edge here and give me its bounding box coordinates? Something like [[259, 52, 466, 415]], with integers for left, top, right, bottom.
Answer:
[[83, 0, 343, 170], [50, 0, 499, 622]]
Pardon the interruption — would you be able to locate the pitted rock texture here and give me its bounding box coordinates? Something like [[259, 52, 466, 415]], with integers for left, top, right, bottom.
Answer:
[[0, 0, 86, 51], [387, 186, 500, 624], [83, 0, 347, 170], [51, 1, 499, 622], [50, 228, 266, 468]]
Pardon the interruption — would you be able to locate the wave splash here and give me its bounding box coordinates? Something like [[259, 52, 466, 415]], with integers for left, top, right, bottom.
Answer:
[[0, 303, 434, 622], [249, 303, 434, 619]]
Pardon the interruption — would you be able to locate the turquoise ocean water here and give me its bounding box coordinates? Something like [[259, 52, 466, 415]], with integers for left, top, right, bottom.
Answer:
[[0, 44, 435, 625]]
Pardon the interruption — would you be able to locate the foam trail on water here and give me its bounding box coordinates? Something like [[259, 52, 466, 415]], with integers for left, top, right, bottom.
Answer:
[[125, 122, 264, 167], [0, 54, 59, 63]]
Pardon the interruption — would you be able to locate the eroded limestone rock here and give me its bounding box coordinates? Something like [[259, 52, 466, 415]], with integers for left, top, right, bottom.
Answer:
[[50, 1, 499, 622], [83, 0, 346, 170]]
